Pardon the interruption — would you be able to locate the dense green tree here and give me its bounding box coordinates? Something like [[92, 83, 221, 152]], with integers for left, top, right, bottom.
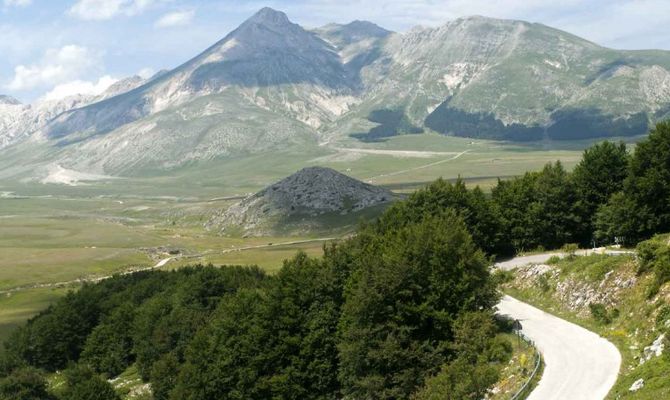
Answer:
[[150, 352, 181, 400], [338, 212, 497, 399], [81, 303, 136, 376], [493, 162, 578, 251], [0, 367, 55, 400], [6, 289, 102, 371], [491, 173, 539, 251], [594, 192, 639, 245], [170, 289, 269, 400], [59, 364, 120, 400], [173, 252, 342, 400], [594, 122, 670, 244], [412, 356, 499, 400], [411, 312, 509, 400], [132, 266, 267, 380], [377, 178, 509, 256], [572, 141, 629, 244], [533, 161, 579, 248], [622, 121, 670, 242]]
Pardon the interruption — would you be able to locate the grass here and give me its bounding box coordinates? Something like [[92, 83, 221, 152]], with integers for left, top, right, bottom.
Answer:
[[110, 364, 150, 400], [0, 215, 161, 290], [489, 333, 542, 400], [171, 241, 328, 274], [503, 253, 670, 400]]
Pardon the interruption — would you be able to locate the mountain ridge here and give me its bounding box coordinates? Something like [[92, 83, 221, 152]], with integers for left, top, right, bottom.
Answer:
[[2, 8, 670, 177]]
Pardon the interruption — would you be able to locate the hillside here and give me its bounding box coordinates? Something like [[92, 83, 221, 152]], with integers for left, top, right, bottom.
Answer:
[[502, 237, 670, 399], [208, 166, 395, 235]]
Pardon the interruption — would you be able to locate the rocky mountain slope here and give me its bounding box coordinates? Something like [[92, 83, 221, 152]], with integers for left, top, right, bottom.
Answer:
[[2, 7, 670, 176], [336, 16, 670, 141], [209, 166, 395, 235], [0, 75, 147, 149]]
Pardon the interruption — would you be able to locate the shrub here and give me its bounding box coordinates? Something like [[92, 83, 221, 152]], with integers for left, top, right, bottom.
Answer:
[[537, 274, 551, 293], [589, 303, 618, 325], [655, 306, 670, 329], [0, 368, 54, 400], [562, 243, 579, 260], [636, 240, 660, 275], [59, 364, 120, 400]]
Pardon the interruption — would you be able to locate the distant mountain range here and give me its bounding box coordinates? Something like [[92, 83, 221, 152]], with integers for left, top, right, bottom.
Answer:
[[1, 7, 670, 176]]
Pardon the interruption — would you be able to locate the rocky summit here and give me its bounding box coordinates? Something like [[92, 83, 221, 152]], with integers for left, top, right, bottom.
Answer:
[[210, 166, 394, 235]]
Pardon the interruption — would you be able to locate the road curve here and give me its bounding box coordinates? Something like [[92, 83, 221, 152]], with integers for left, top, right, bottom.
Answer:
[[496, 254, 622, 400]]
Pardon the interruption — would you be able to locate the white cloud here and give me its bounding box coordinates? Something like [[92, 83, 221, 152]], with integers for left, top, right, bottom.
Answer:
[[155, 10, 195, 28], [69, 0, 157, 21], [42, 75, 118, 101], [6, 45, 103, 91], [3, 0, 32, 7]]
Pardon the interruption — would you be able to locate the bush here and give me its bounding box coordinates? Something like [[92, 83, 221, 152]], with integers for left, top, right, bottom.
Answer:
[[562, 243, 579, 260], [59, 364, 120, 400], [589, 303, 618, 325], [537, 274, 552, 293], [655, 305, 670, 329], [634, 237, 670, 297], [636, 240, 660, 275], [0, 368, 54, 400]]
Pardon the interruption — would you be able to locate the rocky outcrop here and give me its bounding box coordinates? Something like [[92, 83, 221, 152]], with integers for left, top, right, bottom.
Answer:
[[208, 166, 394, 235]]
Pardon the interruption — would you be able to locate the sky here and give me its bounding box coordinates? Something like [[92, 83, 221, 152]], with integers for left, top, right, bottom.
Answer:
[[1, 0, 669, 103]]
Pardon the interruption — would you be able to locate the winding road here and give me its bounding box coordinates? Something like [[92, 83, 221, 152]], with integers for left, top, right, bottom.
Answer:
[[496, 253, 622, 400]]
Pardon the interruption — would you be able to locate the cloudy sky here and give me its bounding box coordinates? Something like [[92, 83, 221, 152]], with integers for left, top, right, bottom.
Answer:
[[1, 0, 669, 102]]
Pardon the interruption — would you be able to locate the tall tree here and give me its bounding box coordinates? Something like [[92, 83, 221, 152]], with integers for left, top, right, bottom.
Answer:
[[337, 212, 497, 399], [377, 178, 509, 256], [493, 162, 577, 251], [172, 253, 343, 400], [572, 141, 629, 244], [624, 121, 670, 240]]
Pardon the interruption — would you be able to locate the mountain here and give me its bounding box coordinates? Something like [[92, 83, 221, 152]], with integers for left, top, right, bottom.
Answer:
[[0, 95, 21, 105], [2, 8, 670, 177], [44, 7, 356, 139], [313, 21, 391, 74], [337, 16, 670, 141], [0, 76, 148, 150], [208, 166, 395, 235]]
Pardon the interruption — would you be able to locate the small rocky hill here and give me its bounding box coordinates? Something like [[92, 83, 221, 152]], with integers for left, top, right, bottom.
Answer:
[[209, 166, 395, 235]]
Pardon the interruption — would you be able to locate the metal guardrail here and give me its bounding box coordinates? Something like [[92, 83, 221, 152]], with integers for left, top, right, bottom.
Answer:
[[510, 334, 542, 400]]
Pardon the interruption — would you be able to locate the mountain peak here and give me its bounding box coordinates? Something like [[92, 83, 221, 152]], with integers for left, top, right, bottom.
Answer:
[[344, 20, 391, 37], [246, 7, 291, 26], [0, 95, 21, 106]]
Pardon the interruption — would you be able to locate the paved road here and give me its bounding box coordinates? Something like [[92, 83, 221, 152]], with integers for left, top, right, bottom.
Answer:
[[495, 248, 634, 271], [496, 253, 622, 400], [494, 253, 562, 271]]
